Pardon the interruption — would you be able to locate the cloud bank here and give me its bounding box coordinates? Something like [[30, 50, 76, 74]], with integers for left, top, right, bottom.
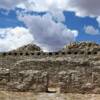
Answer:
[[0, 0, 100, 17], [18, 13, 78, 52], [0, 27, 33, 52], [66, 0, 100, 17], [0, 0, 100, 52]]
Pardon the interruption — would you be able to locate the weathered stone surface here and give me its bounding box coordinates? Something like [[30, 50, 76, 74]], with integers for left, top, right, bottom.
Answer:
[[0, 42, 100, 93], [8, 70, 48, 92], [12, 44, 41, 52]]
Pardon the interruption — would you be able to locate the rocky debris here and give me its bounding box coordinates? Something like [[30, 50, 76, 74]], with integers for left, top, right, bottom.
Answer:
[[81, 83, 95, 92], [58, 68, 98, 93], [12, 44, 41, 52], [63, 42, 100, 52], [0, 68, 10, 75], [8, 70, 48, 92], [0, 68, 10, 81], [92, 88, 100, 94], [58, 70, 82, 93], [0, 68, 10, 89]]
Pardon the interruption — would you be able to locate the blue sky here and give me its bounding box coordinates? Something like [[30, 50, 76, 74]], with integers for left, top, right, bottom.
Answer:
[[64, 12, 100, 44], [0, 9, 24, 28], [0, 0, 100, 52]]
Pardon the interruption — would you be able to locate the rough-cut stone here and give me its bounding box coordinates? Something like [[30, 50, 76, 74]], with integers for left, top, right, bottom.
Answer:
[[8, 70, 48, 92], [12, 44, 41, 52], [0, 42, 100, 93]]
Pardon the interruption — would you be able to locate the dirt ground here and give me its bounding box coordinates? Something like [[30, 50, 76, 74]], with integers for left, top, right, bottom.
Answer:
[[0, 91, 100, 100]]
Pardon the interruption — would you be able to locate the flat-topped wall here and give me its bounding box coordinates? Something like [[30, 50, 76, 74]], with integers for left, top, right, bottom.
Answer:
[[0, 47, 100, 93], [0, 50, 99, 69], [0, 50, 100, 58], [0, 52, 100, 93]]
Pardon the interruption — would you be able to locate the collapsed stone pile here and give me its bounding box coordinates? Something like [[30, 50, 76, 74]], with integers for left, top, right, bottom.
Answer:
[[64, 42, 100, 51]]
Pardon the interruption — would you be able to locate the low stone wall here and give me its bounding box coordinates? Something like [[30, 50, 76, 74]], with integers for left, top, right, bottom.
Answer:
[[0, 55, 99, 93]]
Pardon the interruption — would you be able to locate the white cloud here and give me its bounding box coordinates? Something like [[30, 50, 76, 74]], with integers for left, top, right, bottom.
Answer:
[[84, 26, 99, 35], [49, 9, 65, 22], [0, 0, 66, 12], [18, 13, 78, 52], [0, 0, 100, 18], [0, 0, 79, 52], [97, 16, 100, 27], [17, 0, 100, 17], [17, 0, 67, 12], [1, 0, 100, 52], [0, 27, 33, 52], [0, 0, 24, 10]]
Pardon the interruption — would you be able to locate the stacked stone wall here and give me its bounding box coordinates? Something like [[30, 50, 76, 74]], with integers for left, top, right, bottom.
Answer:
[[0, 48, 100, 93]]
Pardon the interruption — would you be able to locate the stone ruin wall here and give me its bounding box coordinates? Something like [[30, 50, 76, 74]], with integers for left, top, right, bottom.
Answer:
[[0, 49, 100, 93]]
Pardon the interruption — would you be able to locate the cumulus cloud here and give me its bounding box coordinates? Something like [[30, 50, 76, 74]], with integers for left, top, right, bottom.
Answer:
[[49, 9, 65, 22], [66, 0, 100, 17], [0, 0, 24, 10], [17, 0, 67, 12], [97, 16, 100, 27], [84, 26, 99, 35], [18, 13, 78, 52], [0, 0, 66, 12], [0, 0, 79, 52], [0, 27, 33, 52], [0, 0, 100, 17], [18, 0, 100, 17], [1, 0, 100, 52]]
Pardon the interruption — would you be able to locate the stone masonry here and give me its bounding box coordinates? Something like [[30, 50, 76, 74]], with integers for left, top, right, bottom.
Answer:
[[0, 42, 100, 93]]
